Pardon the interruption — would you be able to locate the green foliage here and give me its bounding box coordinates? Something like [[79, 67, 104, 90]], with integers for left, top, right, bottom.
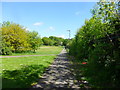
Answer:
[[42, 36, 64, 46], [0, 23, 12, 55], [0, 21, 66, 55], [84, 42, 117, 88], [0, 21, 43, 55], [0, 40, 12, 55], [69, 1, 120, 88], [63, 39, 69, 46], [1, 22, 29, 52], [28, 31, 42, 52], [42, 37, 53, 46]]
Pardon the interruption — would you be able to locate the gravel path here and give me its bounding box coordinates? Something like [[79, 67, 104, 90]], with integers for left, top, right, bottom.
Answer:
[[31, 49, 87, 89]]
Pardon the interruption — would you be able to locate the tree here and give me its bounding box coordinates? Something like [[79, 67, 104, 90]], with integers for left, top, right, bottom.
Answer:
[[1, 22, 29, 52], [42, 37, 51, 45], [0, 39, 12, 55], [28, 31, 42, 52], [2, 21, 11, 27], [63, 39, 69, 46], [49, 36, 64, 46], [0, 24, 12, 55]]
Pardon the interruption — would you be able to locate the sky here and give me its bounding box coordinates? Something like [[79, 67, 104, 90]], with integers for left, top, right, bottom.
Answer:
[[2, 2, 97, 39]]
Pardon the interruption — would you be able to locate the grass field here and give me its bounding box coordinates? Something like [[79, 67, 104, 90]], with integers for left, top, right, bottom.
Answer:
[[1, 46, 63, 88], [11, 46, 63, 56]]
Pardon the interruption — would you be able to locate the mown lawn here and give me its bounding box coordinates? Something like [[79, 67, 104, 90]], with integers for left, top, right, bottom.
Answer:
[[11, 46, 63, 56], [1, 46, 63, 88]]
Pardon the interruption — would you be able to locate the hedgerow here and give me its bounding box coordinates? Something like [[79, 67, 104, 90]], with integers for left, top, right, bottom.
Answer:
[[69, 1, 120, 88]]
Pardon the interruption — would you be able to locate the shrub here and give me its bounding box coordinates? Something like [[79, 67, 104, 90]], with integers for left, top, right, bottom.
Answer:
[[69, 1, 120, 88], [0, 40, 12, 55]]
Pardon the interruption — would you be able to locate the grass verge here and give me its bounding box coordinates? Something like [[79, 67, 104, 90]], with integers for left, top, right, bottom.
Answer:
[[69, 57, 91, 88], [1, 56, 55, 88], [1, 46, 63, 88]]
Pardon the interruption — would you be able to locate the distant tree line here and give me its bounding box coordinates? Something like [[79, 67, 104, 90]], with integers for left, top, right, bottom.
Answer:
[[0, 21, 69, 55], [42, 36, 69, 46]]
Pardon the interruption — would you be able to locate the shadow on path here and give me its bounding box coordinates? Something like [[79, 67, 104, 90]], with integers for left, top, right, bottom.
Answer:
[[31, 49, 82, 89]]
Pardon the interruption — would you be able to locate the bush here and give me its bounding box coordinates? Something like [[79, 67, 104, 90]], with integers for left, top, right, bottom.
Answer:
[[69, 1, 120, 88], [0, 41, 12, 55]]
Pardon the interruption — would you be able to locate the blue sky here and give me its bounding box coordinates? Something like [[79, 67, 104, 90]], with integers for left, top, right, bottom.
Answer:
[[2, 2, 97, 38]]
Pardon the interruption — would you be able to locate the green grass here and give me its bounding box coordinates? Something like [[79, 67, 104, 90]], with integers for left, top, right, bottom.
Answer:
[[1, 46, 63, 88], [2, 56, 55, 88], [12, 46, 63, 56], [2, 56, 55, 71]]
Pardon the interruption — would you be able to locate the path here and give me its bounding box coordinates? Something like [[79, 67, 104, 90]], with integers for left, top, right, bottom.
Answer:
[[0, 54, 57, 58], [31, 49, 89, 89]]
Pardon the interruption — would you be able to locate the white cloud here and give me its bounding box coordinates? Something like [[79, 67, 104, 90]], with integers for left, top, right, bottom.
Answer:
[[25, 28, 35, 32], [58, 35, 65, 38], [75, 11, 80, 15], [25, 28, 32, 31], [33, 22, 43, 26], [26, 28, 30, 31], [48, 26, 55, 31]]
